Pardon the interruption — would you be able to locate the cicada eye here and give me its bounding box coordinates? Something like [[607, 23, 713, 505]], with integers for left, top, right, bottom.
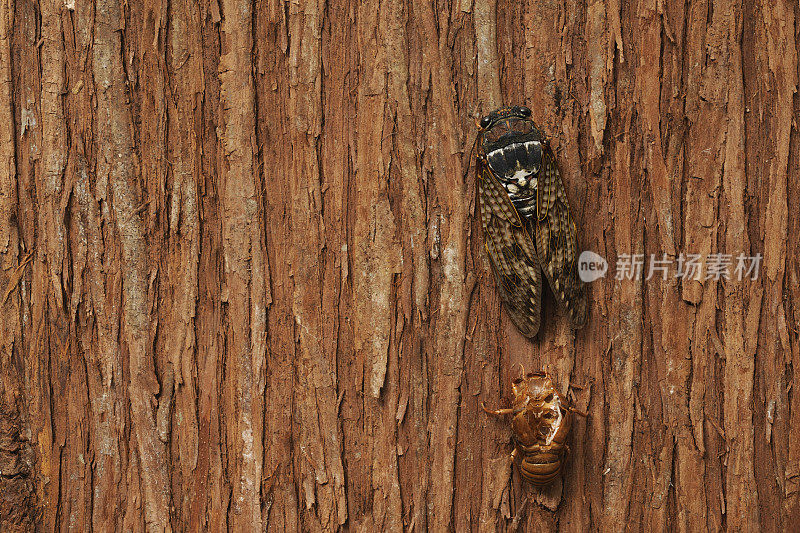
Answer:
[[480, 115, 492, 129], [518, 106, 531, 117]]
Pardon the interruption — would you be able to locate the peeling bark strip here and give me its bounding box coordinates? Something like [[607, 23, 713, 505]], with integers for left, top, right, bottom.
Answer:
[[474, 0, 501, 110], [413, 2, 472, 530], [93, 0, 171, 530], [218, 0, 267, 527], [352, 2, 404, 531], [1, 0, 799, 530], [163, 0, 203, 526], [0, 0, 16, 262], [719, 4, 759, 531], [287, 0, 348, 529]]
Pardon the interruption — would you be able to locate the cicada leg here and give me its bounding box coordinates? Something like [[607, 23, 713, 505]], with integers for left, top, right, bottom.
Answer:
[[481, 402, 515, 417], [568, 406, 588, 418]]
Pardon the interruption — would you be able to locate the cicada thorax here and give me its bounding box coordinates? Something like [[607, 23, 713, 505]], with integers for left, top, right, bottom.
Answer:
[[490, 371, 574, 486], [478, 114, 545, 223]]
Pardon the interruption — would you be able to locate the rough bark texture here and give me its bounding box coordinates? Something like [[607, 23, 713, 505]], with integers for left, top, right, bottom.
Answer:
[[0, 0, 798, 530]]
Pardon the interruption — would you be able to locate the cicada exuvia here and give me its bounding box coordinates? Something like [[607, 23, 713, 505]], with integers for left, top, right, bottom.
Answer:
[[482, 369, 585, 486]]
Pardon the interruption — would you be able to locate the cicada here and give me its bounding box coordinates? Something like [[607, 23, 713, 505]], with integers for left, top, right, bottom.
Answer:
[[476, 106, 587, 337], [482, 369, 584, 486]]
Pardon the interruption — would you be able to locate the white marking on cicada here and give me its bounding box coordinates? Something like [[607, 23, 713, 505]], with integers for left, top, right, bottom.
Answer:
[[512, 169, 529, 184]]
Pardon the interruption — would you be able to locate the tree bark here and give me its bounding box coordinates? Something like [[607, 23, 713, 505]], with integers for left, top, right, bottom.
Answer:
[[0, 0, 798, 530]]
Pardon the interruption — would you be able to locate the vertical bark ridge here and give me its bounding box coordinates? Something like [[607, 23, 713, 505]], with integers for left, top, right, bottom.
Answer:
[[417, 1, 472, 528], [287, 0, 347, 528], [602, 109, 643, 530], [164, 0, 203, 524], [217, 0, 265, 527], [94, 0, 172, 528], [751, 1, 796, 530], [257, 2, 299, 530], [0, 3, 32, 524], [350, 2, 404, 529]]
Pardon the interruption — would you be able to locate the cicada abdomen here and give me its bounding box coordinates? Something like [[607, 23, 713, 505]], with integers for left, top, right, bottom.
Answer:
[[482, 370, 583, 486], [475, 106, 587, 337]]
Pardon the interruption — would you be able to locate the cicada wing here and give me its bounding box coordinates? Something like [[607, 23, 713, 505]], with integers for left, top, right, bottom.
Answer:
[[477, 158, 543, 338], [533, 147, 587, 328]]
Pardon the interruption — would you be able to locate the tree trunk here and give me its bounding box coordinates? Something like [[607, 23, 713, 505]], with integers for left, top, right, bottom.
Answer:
[[0, 0, 798, 530]]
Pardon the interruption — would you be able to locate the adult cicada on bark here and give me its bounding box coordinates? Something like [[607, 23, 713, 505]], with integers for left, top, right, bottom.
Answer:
[[483, 370, 584, 486], [476, 106, 587, 337]]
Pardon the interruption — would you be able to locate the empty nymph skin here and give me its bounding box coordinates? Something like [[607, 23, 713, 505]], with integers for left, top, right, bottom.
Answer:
[[483, 370, 585, 486]]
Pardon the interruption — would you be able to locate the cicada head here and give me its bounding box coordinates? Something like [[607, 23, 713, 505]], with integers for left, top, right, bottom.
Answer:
[[477, 106, 546, 194], [509, 375, 529, 403]]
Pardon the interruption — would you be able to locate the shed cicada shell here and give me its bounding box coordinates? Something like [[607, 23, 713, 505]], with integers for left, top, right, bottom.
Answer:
[[476, 106, 587, 337], [483, 370, 584, 486]]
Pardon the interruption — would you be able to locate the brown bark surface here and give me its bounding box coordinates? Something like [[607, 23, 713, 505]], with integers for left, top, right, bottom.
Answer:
[[0, 0, 798, 530]]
